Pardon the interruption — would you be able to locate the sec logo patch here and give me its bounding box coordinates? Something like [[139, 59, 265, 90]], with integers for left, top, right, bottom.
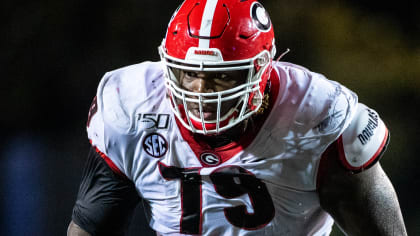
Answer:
[[200, 152, 221, 166], [143, 133, 168, 158]]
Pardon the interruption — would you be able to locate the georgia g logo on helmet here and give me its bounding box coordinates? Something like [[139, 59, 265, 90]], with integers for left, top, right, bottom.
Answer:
[[251, 2, 272, 32], [159, 0, 276, 135]]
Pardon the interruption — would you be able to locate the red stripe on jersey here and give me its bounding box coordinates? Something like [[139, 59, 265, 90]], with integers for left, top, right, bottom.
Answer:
[[317, 128, 389, 188], [337, 127, 389, 172], [363, 127, 389, 168], [89, 140, 127, 178]]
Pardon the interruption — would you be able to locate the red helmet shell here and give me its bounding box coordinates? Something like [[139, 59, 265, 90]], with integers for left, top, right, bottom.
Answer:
[[165, 0, 275, 61], [161, 0, 276, 134]]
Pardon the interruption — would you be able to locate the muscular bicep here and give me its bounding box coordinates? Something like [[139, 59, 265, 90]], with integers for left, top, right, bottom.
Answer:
[[71, 147, 141, 236]]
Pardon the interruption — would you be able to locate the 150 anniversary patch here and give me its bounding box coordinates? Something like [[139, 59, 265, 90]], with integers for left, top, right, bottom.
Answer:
[[137, 113, 171, 130]]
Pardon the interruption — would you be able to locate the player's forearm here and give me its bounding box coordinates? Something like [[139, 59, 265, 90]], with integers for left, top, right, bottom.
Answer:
[[319, 163, 407, 235], [67, 221, 91, 236]]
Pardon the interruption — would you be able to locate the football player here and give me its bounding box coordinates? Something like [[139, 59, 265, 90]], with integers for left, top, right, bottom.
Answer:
[[68, 0, 407, 235]]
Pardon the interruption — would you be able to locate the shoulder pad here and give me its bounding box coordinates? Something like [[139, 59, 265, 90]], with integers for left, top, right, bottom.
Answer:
[[86, 95, 126, 176], [337, 103, 389, 171], [86, 62, 167, 177]]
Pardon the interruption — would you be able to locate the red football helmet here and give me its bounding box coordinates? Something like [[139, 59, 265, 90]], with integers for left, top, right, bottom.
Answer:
[[159, 0, 276, 134]]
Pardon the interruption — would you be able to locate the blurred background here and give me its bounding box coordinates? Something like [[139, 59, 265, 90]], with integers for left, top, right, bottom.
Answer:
[[1, 0, 419, 235]]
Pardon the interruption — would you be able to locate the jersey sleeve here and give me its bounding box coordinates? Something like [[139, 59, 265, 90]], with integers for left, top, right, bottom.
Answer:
[[72, 147, 141, 236], [86, 70, 135, 177], [336, 103, 390, 172], [87, 62, 167, 179], [86, 93, 126, 177]]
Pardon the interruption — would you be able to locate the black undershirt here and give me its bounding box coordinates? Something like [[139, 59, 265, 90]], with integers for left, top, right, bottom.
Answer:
[[72, 147, 141, 236]]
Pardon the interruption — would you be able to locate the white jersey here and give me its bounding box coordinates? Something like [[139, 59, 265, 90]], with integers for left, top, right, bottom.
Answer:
[[87, 61, 381, 235]]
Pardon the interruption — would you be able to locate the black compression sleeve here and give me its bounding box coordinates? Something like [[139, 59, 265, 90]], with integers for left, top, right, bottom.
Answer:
[[72, 147, 141, 236]]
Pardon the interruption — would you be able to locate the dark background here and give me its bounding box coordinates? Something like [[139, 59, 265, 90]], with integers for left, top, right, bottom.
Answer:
[[1, 0, 419, 235]]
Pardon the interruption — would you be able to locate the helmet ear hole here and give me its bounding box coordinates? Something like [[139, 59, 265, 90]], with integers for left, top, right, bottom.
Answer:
[[257, 53, 270, 67]]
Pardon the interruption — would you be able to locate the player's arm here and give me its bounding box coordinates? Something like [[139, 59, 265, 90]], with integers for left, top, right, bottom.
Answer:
[[68, 220, 91, 236], [67, 147, 141, 236], [317, 104, 407, 235]]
